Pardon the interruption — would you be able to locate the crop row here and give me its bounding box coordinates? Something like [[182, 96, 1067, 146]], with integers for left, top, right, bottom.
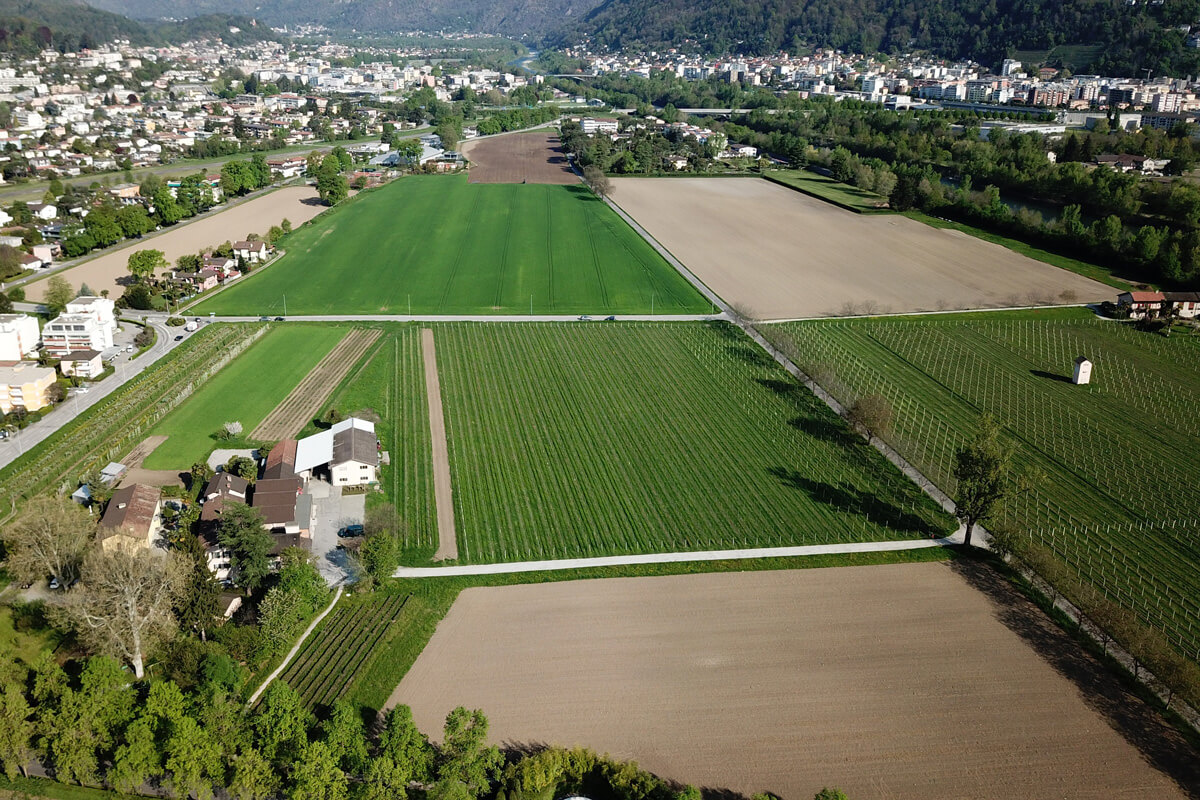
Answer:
[[282, 593, 409, 709], [434, 322, 954, 564], [0, 324, 266, 517], [766, 317, 1200, 659]]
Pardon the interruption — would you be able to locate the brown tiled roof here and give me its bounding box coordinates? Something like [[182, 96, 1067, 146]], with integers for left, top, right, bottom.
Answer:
[[205, 471, 249, 500], [269, 533, 310, 556], [62, 349, 101, 361], [99, 484, 159, 539], [263, 439, 297, 480], [251, 477, 302, 526], [333, 427, 379, 467]]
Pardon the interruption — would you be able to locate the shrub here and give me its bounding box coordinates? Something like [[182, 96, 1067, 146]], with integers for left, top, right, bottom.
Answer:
[[167, 316, 186, 327]]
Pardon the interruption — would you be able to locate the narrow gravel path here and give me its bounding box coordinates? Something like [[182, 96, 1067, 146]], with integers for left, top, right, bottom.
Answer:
[[422, 328, 458, 561]]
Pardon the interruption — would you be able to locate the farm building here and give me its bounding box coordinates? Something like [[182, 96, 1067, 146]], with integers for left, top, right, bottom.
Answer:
[[294, 417, 380, 487], [97, 483, 163, 554], [1117, 290, 1200, 319]]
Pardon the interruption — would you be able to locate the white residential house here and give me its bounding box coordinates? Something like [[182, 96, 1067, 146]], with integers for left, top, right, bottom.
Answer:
[[42, 297, 117, 357], [580, 117, 619, 135], [233, 240, 269, 263], [294, 417, 380, 487], [27, 203, 57, 220], [0, 313, 40, 360]]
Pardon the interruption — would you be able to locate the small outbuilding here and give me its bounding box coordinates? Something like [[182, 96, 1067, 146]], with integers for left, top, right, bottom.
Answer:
[[1073, 356, 1092, 385]]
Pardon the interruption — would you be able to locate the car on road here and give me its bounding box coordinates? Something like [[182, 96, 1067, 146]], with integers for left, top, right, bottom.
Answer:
[[174, 335, 184, 341], [337, 524, 365, 538], [578, 315, 592, 321], [274, 316, 285, 321], [605, 315, 616, 321]]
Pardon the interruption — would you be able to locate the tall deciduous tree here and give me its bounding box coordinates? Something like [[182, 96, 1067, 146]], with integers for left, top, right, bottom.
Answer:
[[43, 275, 75, 312], [54, 550, 185, 678], [127, 248, 167, 283], [582, 165, 612, 199], [322, 699, 369, 776], [288, 740, 347, 800], [435, 708, 502, 799], [952, 415, 1013, 547], [364, 704, 434, 800], [253, 682, 310, 767], [1, 495, 93, 585], [846, 395, 893, 444], [230, 746, 278, 800], [0, 681, 34, 779], [165, 716, 224, 800], [316, 155, 348, 206]]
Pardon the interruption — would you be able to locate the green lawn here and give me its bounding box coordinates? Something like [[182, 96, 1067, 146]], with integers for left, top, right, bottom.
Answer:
[[764, 169, 891, 212], [194, 176, 710, 316], [142, 325, 348, 469], [764, 314, 1200, 661], [430, 322, 953, 563]]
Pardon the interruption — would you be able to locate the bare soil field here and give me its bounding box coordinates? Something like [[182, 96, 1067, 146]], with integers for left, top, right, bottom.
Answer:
[[610, 178, 1113, 319], [27, 185, 327, 302], [250, 328, 381, 441], [390, 562, 1198, 800], [462, 132, 578, 184]]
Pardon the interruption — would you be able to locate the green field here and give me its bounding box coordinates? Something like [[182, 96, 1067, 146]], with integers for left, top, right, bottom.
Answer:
[[142, 325, 347, 469], [764, 169, 891, 212], [194, 177, 711, 316], [765, 311, 1200, 660], [428, 322, 953, 563]]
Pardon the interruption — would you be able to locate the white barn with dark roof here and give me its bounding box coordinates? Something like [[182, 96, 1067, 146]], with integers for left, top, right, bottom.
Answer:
[[294, 417, 380, 487]]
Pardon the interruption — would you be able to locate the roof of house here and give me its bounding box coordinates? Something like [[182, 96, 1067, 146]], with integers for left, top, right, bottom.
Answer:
[[1122, 291, 1165, 303], [263, 439, 297, 480], [294, 418, 376, 473], [1163, 291, 1200, 302], [251, 477, 302, 526], [62, 349, 101, 361], [233, 240, 266, 250], [205, 471, 248, 499], [98, 483, 159, 539]]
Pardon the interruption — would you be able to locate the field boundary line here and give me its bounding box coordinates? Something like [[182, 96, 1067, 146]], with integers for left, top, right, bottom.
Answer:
[[421, 328, 458, 561], [394, 532, 960, 577], [757, 303, 1102, 324], [248, 584, 343, 706]]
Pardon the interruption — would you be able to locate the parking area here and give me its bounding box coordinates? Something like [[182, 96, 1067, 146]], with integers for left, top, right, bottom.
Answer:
[[306, 479, 365, 585]]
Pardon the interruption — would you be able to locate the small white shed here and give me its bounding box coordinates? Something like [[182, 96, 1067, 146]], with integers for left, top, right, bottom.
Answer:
[[1073, 356, 1092, 385]]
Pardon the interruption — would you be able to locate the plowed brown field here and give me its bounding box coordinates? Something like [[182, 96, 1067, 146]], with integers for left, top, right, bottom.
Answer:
[[390, 562, 1198, 800], [610, 178, 1112, 319], [462, 132, 578, 184]]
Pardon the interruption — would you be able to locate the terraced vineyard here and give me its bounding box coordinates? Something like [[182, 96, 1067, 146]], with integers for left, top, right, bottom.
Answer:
[[0, 324, 266, 518], [279, 593, 409, 709], [434, 322, 955, 563], [765, 312, 1200, 660]]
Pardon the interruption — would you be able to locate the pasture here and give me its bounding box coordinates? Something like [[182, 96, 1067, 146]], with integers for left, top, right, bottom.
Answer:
[[391, 563, 1198, 800], [141, 325, 348, 469], [764, 169, 890, 212], [193, 176, 709, 316], [765, 310, 1200, 660], [432, 322, 954, 563], [610, 177, 1111, 319]]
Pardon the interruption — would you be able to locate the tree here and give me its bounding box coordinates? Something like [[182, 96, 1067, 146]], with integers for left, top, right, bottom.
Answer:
[[249, 154, 272, 189], [221, 160, 254, 198], [1, 495, 92, 585], [288, 740, 347, 800], [253, 682, 310, 767], [846, 395, 892, 444], [154, 187, 183, 225], [83, 206, 122, 247], [230, 747, 278, 800], [394, 138, 423, 161], [0, 293, 11, 314], [174, 537, 221, 641], [364, 704, 434, 800], [44, 275, 74, 312], [165, 716, 224, 800], [435, 708, 502, 798], [813, 791, 850, 800], [217, 503, 273, 592], [0, 244, 20, 280], [321, 699, 369, 776], [0, 682, 34, 779], [952, 415, 1014, 547], [280, 218, 292, 234], [435, 121, 460, 153], [316, 155, 348, 206], [115, 204, 153, 238], [54, 549, 185, 678], [110, 717, 162, 793], [127, 248, 167, 282], [332, 145, 352, 172], [582, 165, 612, 199], [255, 585, 307, 657]]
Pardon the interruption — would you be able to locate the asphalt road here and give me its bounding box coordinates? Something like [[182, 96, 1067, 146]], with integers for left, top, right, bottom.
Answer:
[[0, 316, 186, 471]]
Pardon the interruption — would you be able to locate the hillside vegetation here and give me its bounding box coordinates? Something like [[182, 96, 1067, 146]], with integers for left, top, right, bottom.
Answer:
[[555, 0, 1200, 75]]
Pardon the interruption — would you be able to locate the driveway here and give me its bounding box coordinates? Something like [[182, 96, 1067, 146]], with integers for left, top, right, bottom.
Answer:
[[306, 479, 365, 585]]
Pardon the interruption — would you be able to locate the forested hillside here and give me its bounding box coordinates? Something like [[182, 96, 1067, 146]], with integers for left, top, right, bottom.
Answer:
[[555, 0, 1200, 74], [0, 0, 271, 53]]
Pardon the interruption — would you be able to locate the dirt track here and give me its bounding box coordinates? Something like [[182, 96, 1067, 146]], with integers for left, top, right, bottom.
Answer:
[[462, 132, 579, 184], [390, 562, 1197, 800], [610, 178, 1113, 319], [250, 329, 381, 441], [27, 186, 327, 302], [420, 329, 457, 561]]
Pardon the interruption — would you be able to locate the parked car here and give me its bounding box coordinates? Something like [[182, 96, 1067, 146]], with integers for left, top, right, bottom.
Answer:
[[48, 576, 59, 590], [174, 335, 184, 341], [337, 524, 365, 538]]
